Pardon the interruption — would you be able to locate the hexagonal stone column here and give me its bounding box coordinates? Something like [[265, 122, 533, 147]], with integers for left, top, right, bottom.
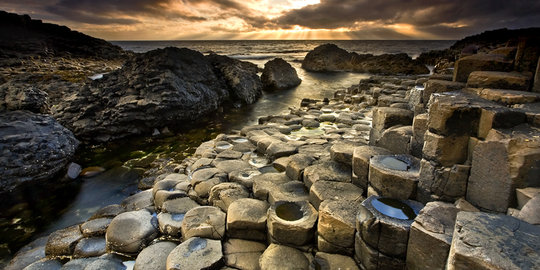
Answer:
[[227, 198, 269, 241], [406, 201, 459, 270], [368, 155, 420, 200], [355, 196, 423, 269], [267, 201, 318, 246]]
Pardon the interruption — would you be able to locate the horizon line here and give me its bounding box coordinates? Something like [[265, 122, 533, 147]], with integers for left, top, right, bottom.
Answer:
[[107, 39, 457, 42]]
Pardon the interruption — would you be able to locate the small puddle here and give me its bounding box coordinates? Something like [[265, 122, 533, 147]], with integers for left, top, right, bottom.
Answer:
[[248, 154, 269, 168], [276, 202, 304, 221], [215, 142, 233, 150], [171, 213, 185, 222], [184, 238, 207, 257], [380, 156, 410, 171], [371, 197, 417, 220], [232, 138, 248, 144]]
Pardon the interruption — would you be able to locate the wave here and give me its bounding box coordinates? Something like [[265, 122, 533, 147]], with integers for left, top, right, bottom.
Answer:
[[229, 54, 275, 60]]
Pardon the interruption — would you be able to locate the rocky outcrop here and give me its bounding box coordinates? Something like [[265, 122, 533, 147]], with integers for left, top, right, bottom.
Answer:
[[0, 11, 124, 59], [261, 58, 301, 90], [0, 83, 49, 113], [0, 111, 79, 192], [53, 47, 263, 142], [302, 44, 429, 75], [207, 53, 262, 104]]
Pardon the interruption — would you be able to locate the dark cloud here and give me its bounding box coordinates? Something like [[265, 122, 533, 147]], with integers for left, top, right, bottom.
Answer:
[[274, 0, 540, 36], [45, 0, 207, 24]]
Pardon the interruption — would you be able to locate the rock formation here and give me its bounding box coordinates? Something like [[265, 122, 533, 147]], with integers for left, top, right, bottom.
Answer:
[[261, 58, 302, 90], [302, 44, 429, 75], [53, 47, 263, 142], [0, 10, 124, 59], [0, 111, 79, 192]]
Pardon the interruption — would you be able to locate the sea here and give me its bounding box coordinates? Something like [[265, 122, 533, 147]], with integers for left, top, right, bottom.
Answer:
[[2, 40, 455, 260]]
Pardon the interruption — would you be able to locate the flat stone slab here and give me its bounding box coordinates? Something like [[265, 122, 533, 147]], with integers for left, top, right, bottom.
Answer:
[[166, 237, 223, 270], [223, 239, 266, 270], [465, 88, 540, 105], [309, 180, 363, 210], [181, 206, 226, 240], [135, 241, 177, 270], [447, 211, 540, 270]]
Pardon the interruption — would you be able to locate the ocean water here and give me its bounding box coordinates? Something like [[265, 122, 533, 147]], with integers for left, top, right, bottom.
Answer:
[[3, 40, 455, 257]]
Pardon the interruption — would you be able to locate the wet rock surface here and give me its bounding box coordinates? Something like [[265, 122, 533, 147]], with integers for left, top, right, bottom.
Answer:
[[261, 58, 301, 90], [53, 47, 262, 142], [0, 111, 79, 192]]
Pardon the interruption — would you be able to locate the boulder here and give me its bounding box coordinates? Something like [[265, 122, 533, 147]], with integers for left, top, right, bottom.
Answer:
[[83, 254, 126, 270], [105, 209, 159, 254], [406, 202, 459, 270], [0, 111, 79, 192], [135, 241, 177, 270], [53, 47, 261, 142], [261, 58, 301, 90], [166, 237, 223, 270], [208, 182, 250, 212], [207, 53, 263, 104], [80, 218, 111, 237], [20, 259, 63, 270], [447, 212, 540, 270], [4, 236, 47, 270], [259, 244, 309, 270], [302, 44, 429, 75]]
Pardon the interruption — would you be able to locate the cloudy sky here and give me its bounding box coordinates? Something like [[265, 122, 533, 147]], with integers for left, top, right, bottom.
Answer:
[[3, 0, 540, 40]]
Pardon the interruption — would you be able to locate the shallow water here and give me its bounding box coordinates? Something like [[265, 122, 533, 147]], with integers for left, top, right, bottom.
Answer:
[[371, 197, 417, 220], [379, 156, 410, 171]]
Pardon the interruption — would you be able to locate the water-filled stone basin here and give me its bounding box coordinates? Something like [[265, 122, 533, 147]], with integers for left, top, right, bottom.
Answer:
[[356, 195, 423, 257], [368, 154, 420, 200], [267, 201, 318, 246]]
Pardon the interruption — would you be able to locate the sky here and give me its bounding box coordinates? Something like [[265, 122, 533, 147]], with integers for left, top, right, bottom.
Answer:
[[3, 0, 540, 40]]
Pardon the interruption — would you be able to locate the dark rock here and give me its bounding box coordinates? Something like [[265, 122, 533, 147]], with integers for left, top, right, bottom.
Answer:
[[302, 44, 429, 75], [105, 209, 159, 254], [0, 83, 48, 113], [261, 58, 301, 90], [0, 11, 124, 59], [207, 53, 262, 104], [0, 111, 79, 193], [53, 47, 261, 142], [45, 225, 83, 257]]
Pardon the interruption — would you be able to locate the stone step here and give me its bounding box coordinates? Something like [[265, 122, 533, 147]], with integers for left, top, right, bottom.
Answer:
[[466, 71, 532, 91], [453, 53, 513, 83], [464, 88, 540, 105]]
